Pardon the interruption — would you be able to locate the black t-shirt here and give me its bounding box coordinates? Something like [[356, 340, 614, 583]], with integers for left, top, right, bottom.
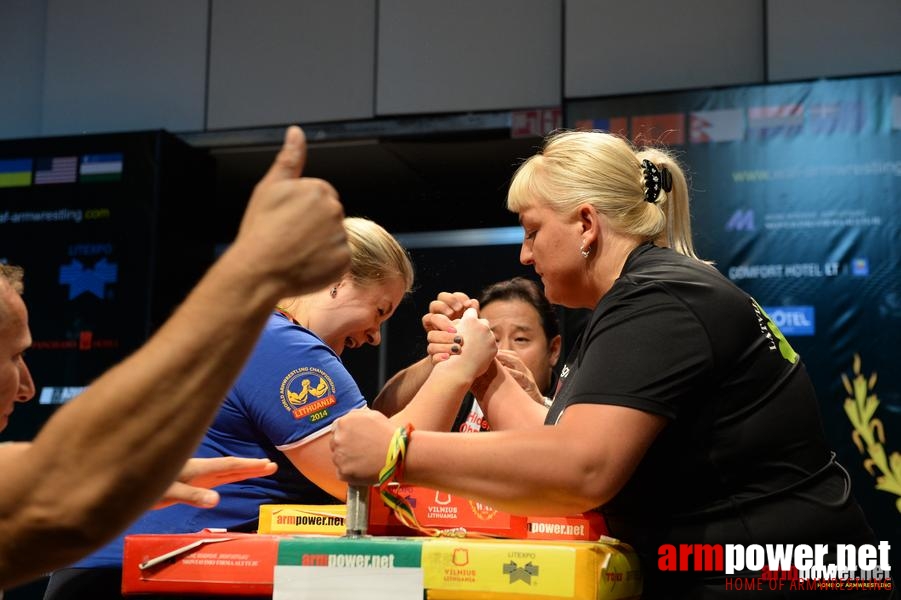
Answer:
[[548, 243, 878, 596]]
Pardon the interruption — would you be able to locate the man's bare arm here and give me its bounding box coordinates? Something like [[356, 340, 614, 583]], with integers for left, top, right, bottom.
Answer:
[[0, 126, 349, 588]]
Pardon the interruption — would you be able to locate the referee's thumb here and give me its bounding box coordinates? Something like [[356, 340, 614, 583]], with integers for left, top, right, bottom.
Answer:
[[260, 125, 307, 185]]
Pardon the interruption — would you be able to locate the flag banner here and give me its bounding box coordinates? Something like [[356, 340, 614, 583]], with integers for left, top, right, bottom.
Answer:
[[690, 109, 745, 143], [0, 158, 33, 188], [511, 108, 562, 139], [80, 153, 123, 182], [34, 156, 78, 185], [631, 113, 685, 145], [747, 104, 804, 139], [892, 96, 901, 130], [574, 117, 628, 136], [805, 102, 864, 135]]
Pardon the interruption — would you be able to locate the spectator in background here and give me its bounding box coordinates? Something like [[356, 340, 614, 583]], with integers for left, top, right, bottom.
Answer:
[[374, 277, 561, 433]]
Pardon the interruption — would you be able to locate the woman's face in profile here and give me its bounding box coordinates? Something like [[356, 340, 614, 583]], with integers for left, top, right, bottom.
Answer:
[[317, 277, 406, 355], [518, 203, 585, 307]]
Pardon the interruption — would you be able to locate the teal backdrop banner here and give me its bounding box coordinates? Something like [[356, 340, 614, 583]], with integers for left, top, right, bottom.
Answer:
[[568, 73, 901, 563]]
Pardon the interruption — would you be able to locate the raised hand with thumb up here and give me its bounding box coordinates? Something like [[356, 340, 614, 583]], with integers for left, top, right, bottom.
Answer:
[[230, 126, 350, 300]]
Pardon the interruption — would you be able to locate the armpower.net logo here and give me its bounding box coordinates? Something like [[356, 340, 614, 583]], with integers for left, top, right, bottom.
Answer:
[[658, 542, 893, 592]]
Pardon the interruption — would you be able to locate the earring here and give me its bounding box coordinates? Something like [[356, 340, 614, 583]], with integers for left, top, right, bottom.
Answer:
[[330, 287, 337, 298], [580, 244, 591, 259]]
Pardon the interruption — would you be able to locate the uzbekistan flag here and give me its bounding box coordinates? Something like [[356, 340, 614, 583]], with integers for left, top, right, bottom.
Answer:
[[0, 158, 33, 188], [79, 153, 123, 182], [34, 156, 78, 185]]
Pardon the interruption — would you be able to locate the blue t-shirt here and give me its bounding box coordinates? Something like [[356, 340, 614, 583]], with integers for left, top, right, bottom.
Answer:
[[74, 312, 367, 568]]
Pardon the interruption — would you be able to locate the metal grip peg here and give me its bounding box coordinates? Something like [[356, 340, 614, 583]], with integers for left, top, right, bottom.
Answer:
[[345, 484, 370, 537]]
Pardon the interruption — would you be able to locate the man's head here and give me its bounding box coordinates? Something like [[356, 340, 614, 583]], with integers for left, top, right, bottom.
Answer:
[[0, 264, 35, 432]]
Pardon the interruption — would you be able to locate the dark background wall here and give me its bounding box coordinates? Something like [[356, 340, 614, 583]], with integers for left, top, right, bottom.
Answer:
[[1, 2, 900, 598]]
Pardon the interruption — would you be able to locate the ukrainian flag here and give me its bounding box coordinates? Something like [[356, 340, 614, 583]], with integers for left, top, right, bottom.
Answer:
[[0, 158, 32, 188]]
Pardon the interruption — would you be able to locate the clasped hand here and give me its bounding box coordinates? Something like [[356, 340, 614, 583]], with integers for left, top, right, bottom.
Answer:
[[427, 305, 496, 379]]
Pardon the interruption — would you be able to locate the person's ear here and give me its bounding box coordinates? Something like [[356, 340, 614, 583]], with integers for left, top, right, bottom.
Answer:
[[548, 334, 562, 368], [577, 204, 600, 251]]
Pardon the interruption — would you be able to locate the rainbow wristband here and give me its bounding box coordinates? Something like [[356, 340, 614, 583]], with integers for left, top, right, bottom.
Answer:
[[378, 423, 413, 488], [375, 424, 494, 539], [377, 424, 417, 527]]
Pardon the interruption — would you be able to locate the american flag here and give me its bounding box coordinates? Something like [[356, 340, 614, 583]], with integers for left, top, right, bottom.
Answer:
[[34, 156, 78, 185]]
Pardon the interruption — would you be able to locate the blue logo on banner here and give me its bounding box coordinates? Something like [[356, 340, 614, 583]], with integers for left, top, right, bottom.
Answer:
[[725, 209, 755, 231], [762, 305, 815, 337], [851, 258, 869, 276], [59, 258, 118, 299]]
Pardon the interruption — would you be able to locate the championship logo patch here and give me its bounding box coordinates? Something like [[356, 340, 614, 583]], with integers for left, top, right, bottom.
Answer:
[[468, 499, 498, 521], [279, 367, 337, 421]]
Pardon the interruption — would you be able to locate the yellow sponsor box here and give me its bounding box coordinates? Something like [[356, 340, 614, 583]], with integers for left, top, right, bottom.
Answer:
[[124, 532, 641, 598], [422, 537, 642, 600], [257, 504, 346, 535]]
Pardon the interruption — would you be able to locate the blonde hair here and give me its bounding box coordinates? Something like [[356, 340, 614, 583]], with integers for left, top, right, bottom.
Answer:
[[344, 217, 414, 293], [508, 130, 700, 259]]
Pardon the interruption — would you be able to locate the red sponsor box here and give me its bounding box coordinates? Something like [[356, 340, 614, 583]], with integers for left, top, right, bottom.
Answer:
[[368, 485, 606, 541], [122, 531, 279, 596], [526, 513, 607, 541]]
